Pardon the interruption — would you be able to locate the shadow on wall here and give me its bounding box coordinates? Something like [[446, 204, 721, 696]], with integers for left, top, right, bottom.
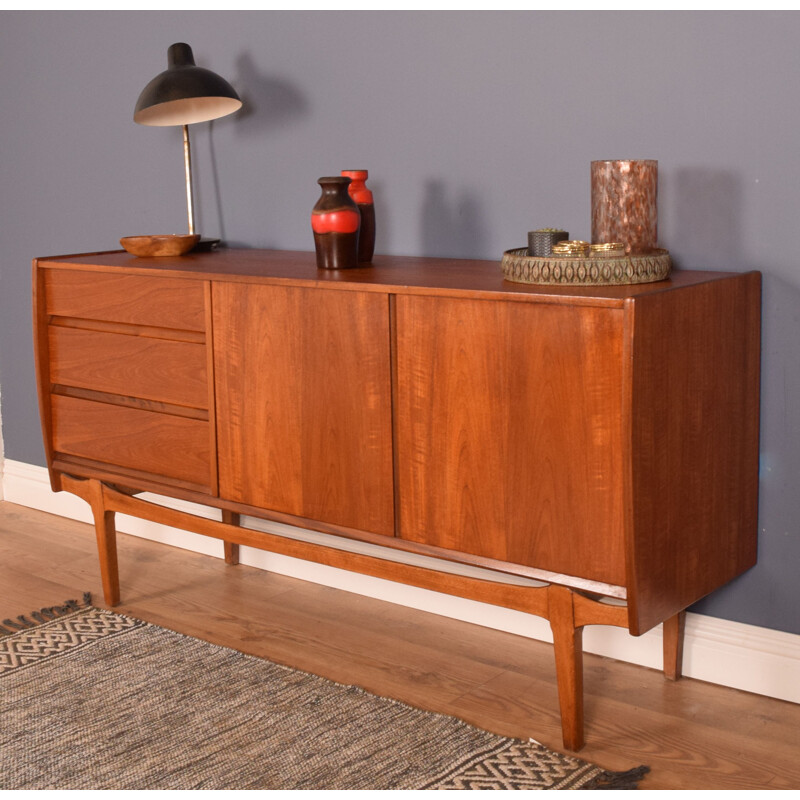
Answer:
[[232, 52, 308, 136], [370, 180, 390, 256], [203, 52, 308, 244], [689, 272, 800, 634], [629, 163, 800, 631], [421, 180, 489, 260], [670, 167, 800, 630], [672, 168, 743, 270]]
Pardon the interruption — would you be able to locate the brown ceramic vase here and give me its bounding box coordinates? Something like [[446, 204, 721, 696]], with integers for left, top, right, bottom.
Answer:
[[311, 177, 360, 270]]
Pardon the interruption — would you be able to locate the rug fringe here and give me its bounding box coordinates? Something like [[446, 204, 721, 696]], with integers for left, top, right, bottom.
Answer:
[[583, 764, 650, 790], [0, 592, 92, 636]]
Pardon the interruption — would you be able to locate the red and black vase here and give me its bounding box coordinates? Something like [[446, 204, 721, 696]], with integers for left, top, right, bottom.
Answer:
[[311, 177, 360, 269], [341, 169, 375, 264]]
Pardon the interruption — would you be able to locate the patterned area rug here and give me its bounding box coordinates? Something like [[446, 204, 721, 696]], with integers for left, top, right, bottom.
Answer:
[[0, 597, 648, 790]]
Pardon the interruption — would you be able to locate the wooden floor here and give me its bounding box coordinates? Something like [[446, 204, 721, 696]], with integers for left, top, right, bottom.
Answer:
[[1, 501, 798, 790]]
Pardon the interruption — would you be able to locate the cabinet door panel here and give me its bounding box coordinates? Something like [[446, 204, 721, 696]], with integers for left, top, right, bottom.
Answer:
[[396, 295, 625, 585], [213, 284, 394, 536]]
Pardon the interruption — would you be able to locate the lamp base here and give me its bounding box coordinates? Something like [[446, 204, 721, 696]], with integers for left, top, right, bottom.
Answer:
[[195, 237, 221, 252]]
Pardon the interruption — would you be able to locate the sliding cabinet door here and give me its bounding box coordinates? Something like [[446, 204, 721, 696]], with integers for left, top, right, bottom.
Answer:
[[395, 295, 626, 586], [213, 283, 394, 537]]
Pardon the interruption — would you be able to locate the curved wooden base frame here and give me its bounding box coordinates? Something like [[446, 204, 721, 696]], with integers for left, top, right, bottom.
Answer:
[[64, 475, 685, 752]]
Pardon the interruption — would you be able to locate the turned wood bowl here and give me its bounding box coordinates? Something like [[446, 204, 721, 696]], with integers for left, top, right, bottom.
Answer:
[[120, 234, 200, 257]]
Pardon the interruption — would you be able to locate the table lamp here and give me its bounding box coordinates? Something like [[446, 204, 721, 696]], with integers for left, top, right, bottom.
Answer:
[[128, 42, 242, 254]]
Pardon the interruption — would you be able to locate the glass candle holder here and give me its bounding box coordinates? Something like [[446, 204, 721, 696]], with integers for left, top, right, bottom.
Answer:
[[591, 160, 658, 254]]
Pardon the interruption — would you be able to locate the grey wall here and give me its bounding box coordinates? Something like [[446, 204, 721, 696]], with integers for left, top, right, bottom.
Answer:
[[1, 11, 798, 634]]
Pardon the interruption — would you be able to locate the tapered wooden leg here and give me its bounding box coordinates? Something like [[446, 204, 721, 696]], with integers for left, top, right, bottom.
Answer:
[[547, 585, 585, 751], [222, 510, 241, 565], [663, 610, 686, 681], [88, 480, 120, 607]]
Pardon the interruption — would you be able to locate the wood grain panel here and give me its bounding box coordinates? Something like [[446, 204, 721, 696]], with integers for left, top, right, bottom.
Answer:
[[39, 251, 743, 309], [51, 395, 211, 488], [49, 316, 205, 344], [52, 455, 211, 496], [624, 272, 761, 634], [213, 283, 394, 536], [32, 261, 60, 491], [46, 451, 624, 599], [395, 296, 626, 585], [44, 269, 205, 331], [50, 386, 208, 420], [49, 326, 208, 408]]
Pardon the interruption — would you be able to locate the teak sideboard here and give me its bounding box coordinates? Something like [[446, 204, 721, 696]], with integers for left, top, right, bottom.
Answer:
[[32, 249, 761, 750]]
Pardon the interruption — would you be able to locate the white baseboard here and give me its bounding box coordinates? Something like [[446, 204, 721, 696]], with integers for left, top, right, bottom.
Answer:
[[3, 457, 799, 705]]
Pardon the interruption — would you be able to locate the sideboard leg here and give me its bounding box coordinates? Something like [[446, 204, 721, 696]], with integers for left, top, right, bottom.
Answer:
[[88, 480, 120, 607], [547, 585, 585, 751], [222, 510, 241, 565], [663, 610, 686, 681]]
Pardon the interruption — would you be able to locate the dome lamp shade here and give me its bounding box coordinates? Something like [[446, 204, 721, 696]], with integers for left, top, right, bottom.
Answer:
[[129, 42, 241, 244], [134, 42, 241, 126]]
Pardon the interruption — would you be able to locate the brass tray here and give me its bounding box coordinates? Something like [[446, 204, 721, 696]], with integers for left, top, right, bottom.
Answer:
[[501, 247, 671, 286]]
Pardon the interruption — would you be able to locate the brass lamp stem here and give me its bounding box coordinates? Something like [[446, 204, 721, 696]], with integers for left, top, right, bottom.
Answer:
[[182, 124, 195, 236]]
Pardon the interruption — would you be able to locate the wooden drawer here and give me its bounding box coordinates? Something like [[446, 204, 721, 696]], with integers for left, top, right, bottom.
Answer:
[[49, 326, 208, 409], [44, 269, 205, 332], [51, 395, 211, 489]]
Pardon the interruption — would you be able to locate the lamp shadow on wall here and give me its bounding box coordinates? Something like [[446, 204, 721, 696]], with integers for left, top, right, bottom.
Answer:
[[421, 180, 488, 259], [231, 53, 308, 135], [205, 52, 308, 244]]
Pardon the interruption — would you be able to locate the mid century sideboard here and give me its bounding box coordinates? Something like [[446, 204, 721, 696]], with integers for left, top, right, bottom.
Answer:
[[32, 249, 761, 750]]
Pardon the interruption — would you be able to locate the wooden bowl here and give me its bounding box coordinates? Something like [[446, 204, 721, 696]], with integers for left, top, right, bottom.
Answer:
[[120, 234, 200, 257]]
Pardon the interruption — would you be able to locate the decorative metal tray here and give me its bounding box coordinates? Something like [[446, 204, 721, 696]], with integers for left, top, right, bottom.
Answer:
[[501, 247, 671, 286]]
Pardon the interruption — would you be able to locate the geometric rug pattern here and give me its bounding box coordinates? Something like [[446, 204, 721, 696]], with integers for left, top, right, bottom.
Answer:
[[1, 600, 648, 790]]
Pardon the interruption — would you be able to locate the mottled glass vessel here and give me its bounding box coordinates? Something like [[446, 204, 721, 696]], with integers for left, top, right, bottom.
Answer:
[[591, 160, 658, 254]]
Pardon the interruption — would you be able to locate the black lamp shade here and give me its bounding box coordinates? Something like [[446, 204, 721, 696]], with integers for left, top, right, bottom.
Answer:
[[134, 42, 242, 127]]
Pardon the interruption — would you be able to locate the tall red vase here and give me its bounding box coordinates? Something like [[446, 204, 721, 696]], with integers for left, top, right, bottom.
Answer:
[[341, 169, 375, 264]]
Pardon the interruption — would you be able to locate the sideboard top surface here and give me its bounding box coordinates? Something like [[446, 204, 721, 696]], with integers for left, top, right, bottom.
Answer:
[[35, 249, 749, 307]]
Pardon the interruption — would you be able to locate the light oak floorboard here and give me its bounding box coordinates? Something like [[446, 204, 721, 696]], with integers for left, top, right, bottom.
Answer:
[[1, 501, 798, 790]]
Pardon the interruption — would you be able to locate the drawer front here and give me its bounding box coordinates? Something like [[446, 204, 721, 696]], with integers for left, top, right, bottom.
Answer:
[[51, 395, 211, 488], [44, 269, 205, 331], [49, 326, 208, 409]]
